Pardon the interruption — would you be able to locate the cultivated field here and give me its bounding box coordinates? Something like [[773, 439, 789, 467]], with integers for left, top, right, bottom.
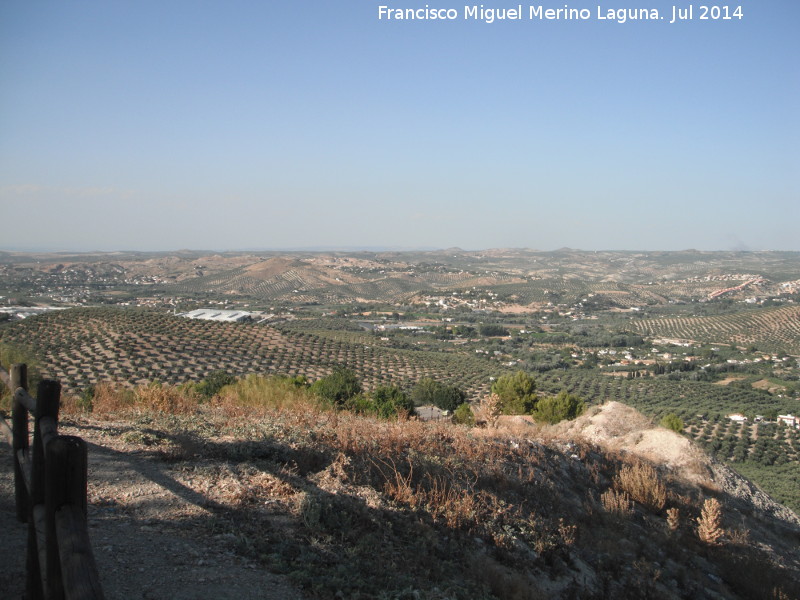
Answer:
[[629, 305, 800, 355], [0, 308, 500, 398]]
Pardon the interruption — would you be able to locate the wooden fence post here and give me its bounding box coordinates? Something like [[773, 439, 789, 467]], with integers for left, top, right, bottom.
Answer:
[[5, 365, 103, 599], [47, 436, 85, 600], [11, 363, 28, 523], [50, 436, 104, 600], [31, 379, 61, 600]]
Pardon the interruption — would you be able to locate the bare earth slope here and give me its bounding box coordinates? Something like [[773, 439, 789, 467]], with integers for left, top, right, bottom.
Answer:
[[553, 401, 800, 528]]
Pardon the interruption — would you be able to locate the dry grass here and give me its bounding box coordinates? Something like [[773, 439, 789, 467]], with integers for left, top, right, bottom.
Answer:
[[614, 460, 667, 512], [215, 373, 316, 413], [601, 488, 634, 516]]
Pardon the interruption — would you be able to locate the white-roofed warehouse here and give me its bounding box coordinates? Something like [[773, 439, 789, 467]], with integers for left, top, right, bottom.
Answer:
[[177, 309, 253, 322]]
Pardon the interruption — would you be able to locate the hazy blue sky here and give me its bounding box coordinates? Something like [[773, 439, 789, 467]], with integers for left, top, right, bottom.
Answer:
[[1, 1, 797, 252]]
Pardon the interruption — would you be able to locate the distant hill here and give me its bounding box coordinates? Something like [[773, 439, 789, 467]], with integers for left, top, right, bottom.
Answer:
[[2, 248, 799, 306]]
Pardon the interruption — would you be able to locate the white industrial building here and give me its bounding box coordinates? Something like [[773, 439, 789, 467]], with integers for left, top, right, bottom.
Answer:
[[177, 309, 253, 323]]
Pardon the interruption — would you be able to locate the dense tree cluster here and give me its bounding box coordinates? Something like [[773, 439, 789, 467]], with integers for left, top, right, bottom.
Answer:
[[310, 368, 362, 406], [410, 377, 466, 412], [534, 391, 585, 425], [491, 371, 537, 414]]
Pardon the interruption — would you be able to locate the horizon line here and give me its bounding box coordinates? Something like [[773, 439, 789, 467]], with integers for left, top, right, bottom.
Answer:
[[1, 246, 799, 255]]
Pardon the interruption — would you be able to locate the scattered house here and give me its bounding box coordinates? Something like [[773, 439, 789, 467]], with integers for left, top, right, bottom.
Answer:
[[777, 414, 799, 429], [727, 413, 748, 422]]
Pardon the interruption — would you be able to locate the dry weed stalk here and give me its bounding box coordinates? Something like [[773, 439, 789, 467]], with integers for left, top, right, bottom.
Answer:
[[728, 525, 750, 546], [371, 456, 416, 506], [601, 488, 634, 516], [666, 507, 680, 532], [771, 587, 791, 600], [697, 497, 724, 545], [425, 473, 477, 529], [480, 393, 502, 428], [614, 460, 666, 511], [558, 518, 577, 546]]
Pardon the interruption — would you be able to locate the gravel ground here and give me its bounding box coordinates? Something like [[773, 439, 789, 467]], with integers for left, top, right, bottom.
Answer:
[[0, 420, 307, 600]]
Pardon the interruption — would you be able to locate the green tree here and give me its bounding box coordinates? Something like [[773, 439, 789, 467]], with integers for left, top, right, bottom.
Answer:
[[479, 324, 509, 337], [491, 371, 537, 415], [534, 391, 585, 425], [452, 403, 475, 426], [411, 377, 466, 412], [311, 367, 362, 406], [196, 370, 237, 399], [660, 413, 684, 433], [371, 385, 415, 419]]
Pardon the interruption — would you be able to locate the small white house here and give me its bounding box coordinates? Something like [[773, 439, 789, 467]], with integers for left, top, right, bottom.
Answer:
[[727, 413, 748, 423], [777, 414, 799, 429]]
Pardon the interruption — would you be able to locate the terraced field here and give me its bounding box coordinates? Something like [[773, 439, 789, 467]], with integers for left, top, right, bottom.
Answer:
[[629, 305, 800, 354], [534, 369, 799, 421], [0, 308, 502, 397]]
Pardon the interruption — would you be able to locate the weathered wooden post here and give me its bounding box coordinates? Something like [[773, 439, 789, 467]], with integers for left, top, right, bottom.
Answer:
[[11, 363, 28, 522], [46, 436, 79, 600], [50, 436, 104, 600], [5, 365, 104, 599], [30, 379, 61, 600]]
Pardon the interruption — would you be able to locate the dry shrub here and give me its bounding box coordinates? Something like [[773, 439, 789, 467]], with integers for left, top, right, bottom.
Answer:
[[329, 451, 351, 483], [558, 518, 577, 546], [601, 488, 633, 516], [479, 393, 502, 428], [235, 471, 297, 506], [666, 507, 680, 532], [370, 455, 480, 530], [58, 393, 84, 415], [86, 381, 200, 417], [614, 460, 666, 512], [423, 473, 477, 529], [134, 383, 199, 414], [373, 457, 416, 506], [91, 382, 135, 416], [697, 497, 724, 545], [728, 525, 749, 546]]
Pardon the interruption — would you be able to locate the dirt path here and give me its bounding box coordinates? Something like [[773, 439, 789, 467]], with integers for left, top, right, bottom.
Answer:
[[0, 420, 306, 600]]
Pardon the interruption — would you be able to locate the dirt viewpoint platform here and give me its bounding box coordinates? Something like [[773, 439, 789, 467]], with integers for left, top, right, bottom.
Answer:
[[0, 421, 306, 600]]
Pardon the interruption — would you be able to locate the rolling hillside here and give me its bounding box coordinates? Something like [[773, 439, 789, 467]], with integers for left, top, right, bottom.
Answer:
[[0, 307, 501, 398], [629, 305, 800, 355]]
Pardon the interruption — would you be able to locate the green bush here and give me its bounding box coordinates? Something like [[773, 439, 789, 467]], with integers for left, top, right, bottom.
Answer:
[[660, 413, 684, 433], [371, 385, 415, 419], [78, 385, 95, 412], [535, 391, 585, 425], [311, 368, 362, 406], [343, 394, 376, 416], [452, 403, 475, 427], [491, 371, 537, 415], [195, 369, 237, 399], [479, 324, 509, 337], [410, 377, 465, 412]]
